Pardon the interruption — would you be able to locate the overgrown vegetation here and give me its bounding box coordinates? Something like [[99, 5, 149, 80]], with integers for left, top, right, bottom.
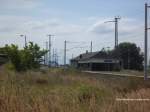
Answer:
[[0, 42, 47, 71], [115, 42, 144, 70], [0, 66, 150, 112], [102, 42, 144, 71], [0, 41, 147, 111]]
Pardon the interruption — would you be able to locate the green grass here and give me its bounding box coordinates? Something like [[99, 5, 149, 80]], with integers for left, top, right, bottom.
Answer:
[[0, 66, 150, 112]]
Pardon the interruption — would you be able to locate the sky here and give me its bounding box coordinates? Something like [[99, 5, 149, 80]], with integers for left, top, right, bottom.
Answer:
[[0, 0, 149, 64]]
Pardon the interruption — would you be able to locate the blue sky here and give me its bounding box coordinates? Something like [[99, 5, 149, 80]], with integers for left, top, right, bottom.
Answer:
[[2, 0, 145, 21], [41, 0, 144, 18], [0, 0, 149, 64]]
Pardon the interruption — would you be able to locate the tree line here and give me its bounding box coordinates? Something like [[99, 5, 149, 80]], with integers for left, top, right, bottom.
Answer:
[[0, 42, 144, 71], [101, 42, 144, 71], [0, 42, 47, 71], [115, 42, 144, 70]]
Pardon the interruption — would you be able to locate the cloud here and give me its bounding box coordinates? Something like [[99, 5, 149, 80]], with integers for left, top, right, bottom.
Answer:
[[0, 14, 146, 64], [86, 17, 145, 53], [88, 18, 143, 39], [0, 15, 33, 33], [0, 0, 41, 10], [0, 15, 86, 48], [0, 15, 144, 49], [119, 18, 143, 35], [21, 19, 85, 36], [88, 20, 114, 34], [0, 0, 147, 64]]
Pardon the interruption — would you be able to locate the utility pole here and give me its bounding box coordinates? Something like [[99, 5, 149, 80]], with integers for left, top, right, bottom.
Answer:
[[104, 17, 121, 48], [63, 41, 87, 66], [90, 41, 93, 53], [47, 34, 54, 67], [115, 17, 119, 48], [56, 53, 60, 67], [144, 3, 150, 80], [20, 35, 27, 47], [54, 49, 57, 67], [52, 48, 54, 63], [45, 41, 48, 65], [128, 48, 130, 70], [64, 40, 67, 66]]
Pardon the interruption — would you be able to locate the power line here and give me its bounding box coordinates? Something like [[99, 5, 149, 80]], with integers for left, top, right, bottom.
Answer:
[[67, 46, 89, 51], [64, 40, 81, 66], [66, 41, 87, 44]]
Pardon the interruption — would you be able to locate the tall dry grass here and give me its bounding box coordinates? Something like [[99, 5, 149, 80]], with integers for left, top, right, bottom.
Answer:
[[0, 66, 150, 112]]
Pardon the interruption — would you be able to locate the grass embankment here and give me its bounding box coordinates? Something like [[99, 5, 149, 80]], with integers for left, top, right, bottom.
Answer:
[[0, 67, 150, 112]]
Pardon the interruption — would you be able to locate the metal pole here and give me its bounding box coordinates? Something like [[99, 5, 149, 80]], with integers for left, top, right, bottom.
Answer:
[[104, 17, 120, 48], [128, 48, 130, 69], [45, 41, 48, 65], [91, 41, 93, 53], [144, 3, 148, 80], [55, 49, 57, 66], [64, 40, 67, 66], [48, 34, 54, 67], [115, 18, 118, 48], [53, 48, 55, 65], [20, 35, 27, 48], [56, 54, 59, 67], [25, 35, 27, 47], [48, 35, 52, 67]]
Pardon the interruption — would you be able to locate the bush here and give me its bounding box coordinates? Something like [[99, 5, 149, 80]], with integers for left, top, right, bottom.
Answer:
[[4, 42, 47, 71]]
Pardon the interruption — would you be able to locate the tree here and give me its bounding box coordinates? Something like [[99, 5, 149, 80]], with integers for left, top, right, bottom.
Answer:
[[114, 42, 144, 70], [22, 42, 47, 69], [5, 44, 22, 71], [4, 42, 47, 71]]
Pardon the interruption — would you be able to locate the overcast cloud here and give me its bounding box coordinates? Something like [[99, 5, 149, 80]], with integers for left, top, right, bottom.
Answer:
[[0, 0, 148, 64]]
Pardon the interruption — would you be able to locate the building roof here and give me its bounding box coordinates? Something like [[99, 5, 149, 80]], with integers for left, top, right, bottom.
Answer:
[[78, 58, 120, 64], [71, 51, 118, 61], [71, 51, 99, 61]]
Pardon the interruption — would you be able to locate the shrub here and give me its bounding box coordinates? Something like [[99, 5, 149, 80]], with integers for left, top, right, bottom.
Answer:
[[4, 42, 47, 71]]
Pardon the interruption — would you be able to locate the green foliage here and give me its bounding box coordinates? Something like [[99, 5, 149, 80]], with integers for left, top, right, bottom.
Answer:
[[3, 42, 47, 71], [0, 47, 7, 54], [100, 42, 144, 71], [5, 44, 22, 71], [115, 42, 144, 70]]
